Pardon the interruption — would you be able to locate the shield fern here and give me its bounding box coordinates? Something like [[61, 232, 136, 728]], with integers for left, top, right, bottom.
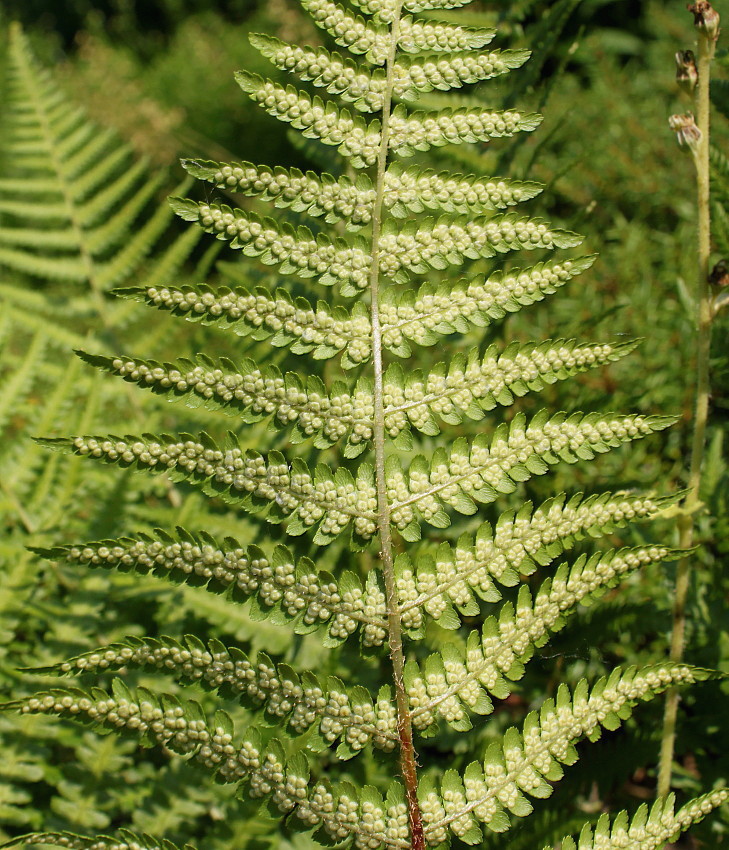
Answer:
[[3, 3, 727, 850]]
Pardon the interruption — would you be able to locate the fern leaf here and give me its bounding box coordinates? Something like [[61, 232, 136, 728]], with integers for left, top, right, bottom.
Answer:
[[78, 338, 631, 455], [181, 158, 540, 233], [385, 162, 542, 214], [392, 49, 530, 98], [32, 530, 389, 646], [399, 490, 679, 629], [182, 158, 376, 229], [170, 197, 371, 294], [388, 104, 542, 156], [301, 0, 494, 64], [349, 0, 477, 22], [33, 636, 398, 757], [0, 688, 406, 846], [115, 282, 373, 367], [235, 72, 382, 168], [386, 412, 675, 536], [0, 26, 194, 290], [250, 34, 388, 112], [37, 434, 379, 544], [379, 255, 596, 356], [251, 33, 528, 109], [118, 254, 594, 366], [0, 329, 47, 434], [417, 665, 716, 844], [378, 213, 580, 281], [405, 546, 681, 730], [549, 790, 729, 850]]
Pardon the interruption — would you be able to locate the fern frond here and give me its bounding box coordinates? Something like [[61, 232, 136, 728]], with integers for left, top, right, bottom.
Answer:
[[33, 530, 389, 646], [378, 255, 595, 356], [399, 490, 678, 628], [377, 213, 580, 281], [79, 339, 632, 455], [182, 158, 377, 229], [349, 0, 477, 22], [183, 159, 539, 231], [236, 72, 538, 166], [0, 329, 47, 433], [384, 162, 542, 215], [4, 665, 712, 849], [235, 71, 382, 167], [387, 103, 541, 155], [416, 665, 715, 845], [250, 33, 528, 110], [549, 790, 729, 850], [0, 26, 198, 289], [301, 0, 494, 64], [118, 255, 593, 367], [115, 281, 373, 367], [170, 197, 371, 294], [404, 546, 681, 731], [386, 412, 675, 536], [32, 636, 398, 757], [39, 433, 379, 543], [250, 34, 388, 112]]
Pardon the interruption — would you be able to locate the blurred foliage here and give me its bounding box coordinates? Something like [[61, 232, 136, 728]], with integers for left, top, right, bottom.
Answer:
[[1, 0, 729, 847]]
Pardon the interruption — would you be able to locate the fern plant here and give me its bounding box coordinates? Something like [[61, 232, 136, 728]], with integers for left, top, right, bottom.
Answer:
[[4, 2, 728, 849]]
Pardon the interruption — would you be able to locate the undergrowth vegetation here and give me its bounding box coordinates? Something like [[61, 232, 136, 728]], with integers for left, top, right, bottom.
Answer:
[[1, 1, 728, 848]]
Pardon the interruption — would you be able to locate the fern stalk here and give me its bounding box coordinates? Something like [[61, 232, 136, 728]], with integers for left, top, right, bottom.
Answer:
[[658, 11, 717, 797], [368, 1, 426, 844]]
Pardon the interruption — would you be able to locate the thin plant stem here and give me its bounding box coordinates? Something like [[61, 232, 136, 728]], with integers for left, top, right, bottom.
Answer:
[[367, 3, 426, 846], [657, 28, 716, 798]]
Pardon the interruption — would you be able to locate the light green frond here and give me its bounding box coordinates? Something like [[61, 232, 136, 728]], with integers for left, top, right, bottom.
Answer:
[[84, 172, 166, 255], [40, 434, 379, 544], [383, 339, 636, 437], [301, 0, 494, 64], [170, 197, 371, 294], [550, 791, 729, 850], [78, 350, 376, 455], [1, 688, 410, 847], [378, 213, 581, 281], [235, 72, 381, 168], [399, 490, 678, 629], [118, 256, 594, 366], [0, 830, 194, 850], [378, 255, 595, 356], [384, 162, 542, 215], [33, 530, 389, 646], [75, 156, 150, 225], [250, 34, 387, 112], [182, 158, 376, 229], [417, 665, 714, 845], [80, 339, 632, 456], [0, 247, 88, 282], [0, 329, 46, 433], [181, 159, 540, 231], [0, 26, 192, 291], [388, 104, 541, 156], [404, 546, 680, 731], [386, 412, 675, 537], [0, 225, 80, 250], [33, 637, 397, 757], [393, 49, 530, 99], [115, 282, 374, 367], [349, 0, 476, 24], [249, 33, 526, 109]]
